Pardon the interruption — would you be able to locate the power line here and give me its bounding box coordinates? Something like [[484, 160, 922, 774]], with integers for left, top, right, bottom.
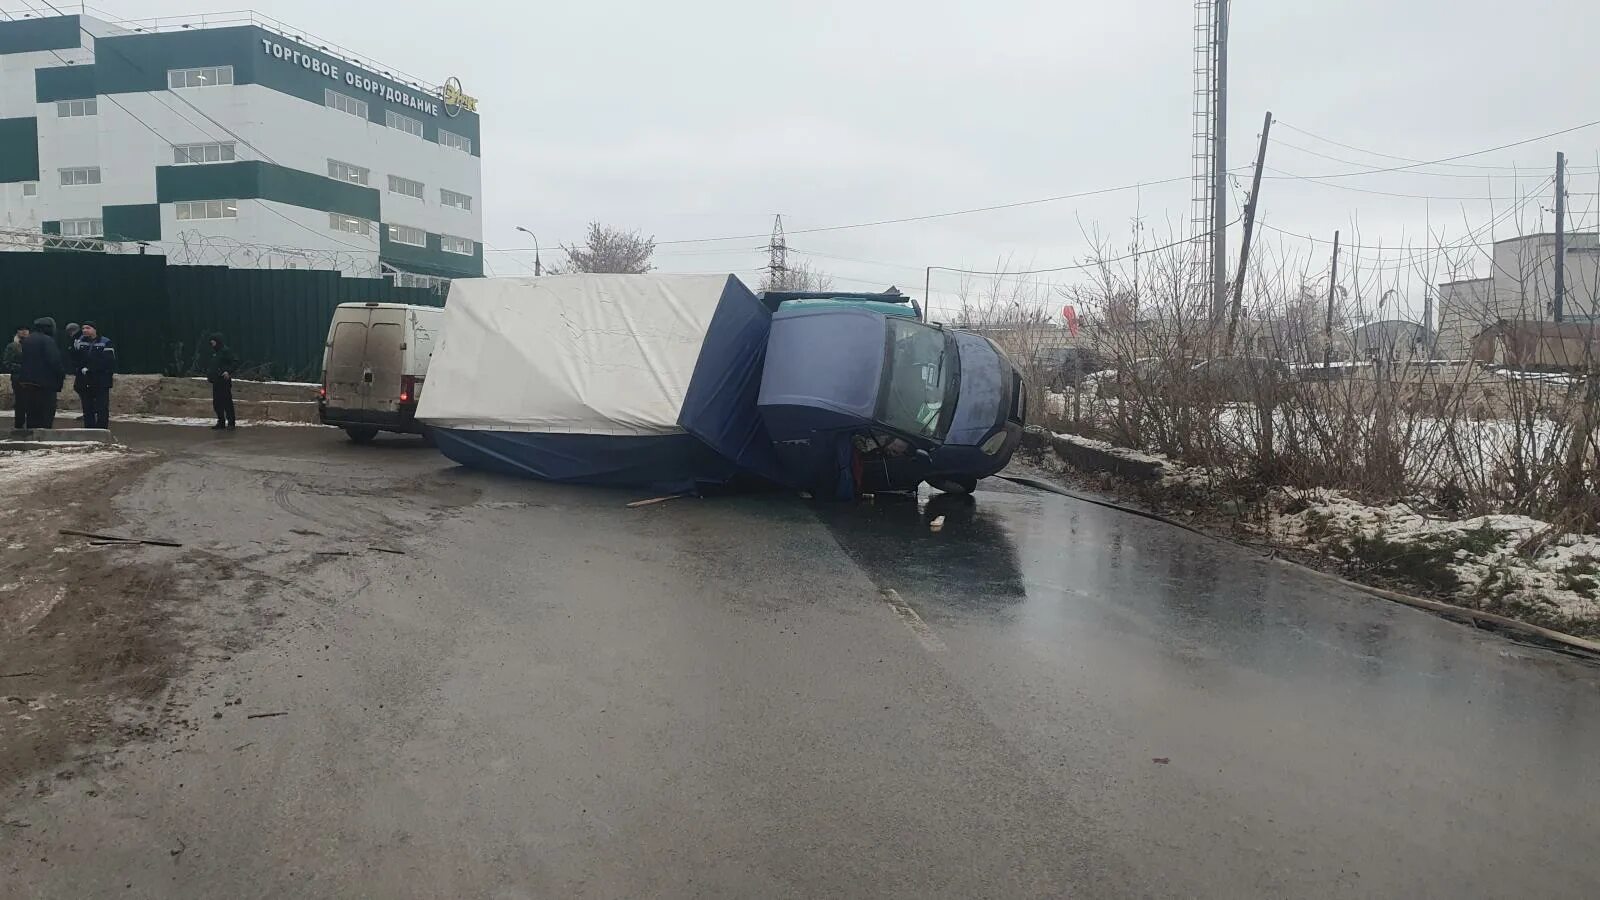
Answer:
[[652, 174, 1204, 246], [1276, 120, 1600, 173], [1262, 117, 1600, 181], [1269, 137, 1563, 181], [1255, 178, 1553, 257], [1262, 166, 1536, 201]]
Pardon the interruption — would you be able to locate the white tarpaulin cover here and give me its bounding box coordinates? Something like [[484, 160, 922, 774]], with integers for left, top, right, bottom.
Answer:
[[417, 274, 737, 434]]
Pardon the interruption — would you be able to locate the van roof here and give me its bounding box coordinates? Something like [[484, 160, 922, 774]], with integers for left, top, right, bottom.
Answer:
[[335, 302, 445, 312]]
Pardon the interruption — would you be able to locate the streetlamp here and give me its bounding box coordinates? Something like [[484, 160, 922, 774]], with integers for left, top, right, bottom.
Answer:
[[515, 226, 541, 276]]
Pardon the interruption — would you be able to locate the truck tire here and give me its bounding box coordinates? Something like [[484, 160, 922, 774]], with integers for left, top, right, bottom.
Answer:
[[345, 426, 379, 444], [927, 475, 977, 495]]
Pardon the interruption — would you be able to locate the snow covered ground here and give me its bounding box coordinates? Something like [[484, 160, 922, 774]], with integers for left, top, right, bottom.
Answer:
[[3, 411, 327, 428], [1269, 492, 1600, 627], [0, 447, 136, 493]]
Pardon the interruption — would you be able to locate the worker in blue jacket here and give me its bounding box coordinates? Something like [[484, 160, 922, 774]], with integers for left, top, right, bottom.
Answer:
[[71, 321, 116, 429]]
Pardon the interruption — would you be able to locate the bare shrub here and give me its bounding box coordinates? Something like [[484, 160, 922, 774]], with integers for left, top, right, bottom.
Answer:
[[951, 213, 1600, 531]]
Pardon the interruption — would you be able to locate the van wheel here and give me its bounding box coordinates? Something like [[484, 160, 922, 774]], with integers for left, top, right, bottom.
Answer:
[[927, 475, 977, 495], [345, 426, 379, 444]]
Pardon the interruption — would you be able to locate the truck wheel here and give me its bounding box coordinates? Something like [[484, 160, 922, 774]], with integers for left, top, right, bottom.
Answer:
[[927, 475, 977, 495], [345, 426, 379, 444]]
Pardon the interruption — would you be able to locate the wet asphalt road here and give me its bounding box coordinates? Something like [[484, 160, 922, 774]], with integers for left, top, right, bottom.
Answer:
[[5, 423, 1600, 898]]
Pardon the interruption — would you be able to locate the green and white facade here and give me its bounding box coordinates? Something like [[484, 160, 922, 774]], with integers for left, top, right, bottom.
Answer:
[[0, 12, 482, 285]]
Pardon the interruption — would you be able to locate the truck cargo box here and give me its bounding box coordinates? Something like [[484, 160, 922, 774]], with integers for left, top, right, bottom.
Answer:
[[417, 274, 786, 492]]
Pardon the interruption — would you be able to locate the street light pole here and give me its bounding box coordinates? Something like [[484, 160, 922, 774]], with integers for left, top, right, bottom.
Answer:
[[515, 226, 541, 276]]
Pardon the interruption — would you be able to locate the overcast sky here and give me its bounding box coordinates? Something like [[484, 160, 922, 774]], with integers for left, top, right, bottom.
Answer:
[[54, 0, 1600, 317]]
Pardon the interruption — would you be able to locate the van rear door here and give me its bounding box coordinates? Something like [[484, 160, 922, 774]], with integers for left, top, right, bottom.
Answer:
[[365, 311, 406, 413], [326, 312, 371, 412]]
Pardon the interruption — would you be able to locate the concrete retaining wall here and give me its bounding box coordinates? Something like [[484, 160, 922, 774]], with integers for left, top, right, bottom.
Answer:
[[2, 375, 318, 422]]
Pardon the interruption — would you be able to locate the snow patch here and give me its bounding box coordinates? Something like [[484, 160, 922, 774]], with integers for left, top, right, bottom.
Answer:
[[0, 447, 132, 491]]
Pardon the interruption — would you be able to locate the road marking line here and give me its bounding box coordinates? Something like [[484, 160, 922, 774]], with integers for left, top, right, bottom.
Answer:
[[882, 588, 947, 653]]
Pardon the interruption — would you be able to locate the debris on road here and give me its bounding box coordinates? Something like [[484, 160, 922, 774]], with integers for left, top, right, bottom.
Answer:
[[1153, 757, 1171, 765], [245, 711, 287, 720], [367, 546, 406, 555], [627, 495, 685, 509], [58, 528, 182, 548]]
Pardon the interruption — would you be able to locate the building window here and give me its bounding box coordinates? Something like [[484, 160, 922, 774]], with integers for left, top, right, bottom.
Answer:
[[324, 89, 369, 120], [59, 167, 101, 186], [394, 271, 449, 292], [440, 188, 472, 211], [327, 159, 369, 185], [329, 213, 372, 235], [60, 217, 103, 237], [387, 175, 424, 200], [21, 182, 37, 197], [175, 199, 239, 220], [56, 98, 97, 118], [441, 234, 474, 256], [168, 66, 234, 89], [385, 110, 424, 138], [173, 141, 237, 165], [388, 224, 426, 247], [437, 129, 472, 154]]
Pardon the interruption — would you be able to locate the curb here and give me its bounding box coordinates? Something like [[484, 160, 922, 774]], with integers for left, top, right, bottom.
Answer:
[[1024, 426, 1164, 482]]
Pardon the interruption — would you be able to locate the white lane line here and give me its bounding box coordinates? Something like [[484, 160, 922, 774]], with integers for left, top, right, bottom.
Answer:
[[882, 588, 947, 653]]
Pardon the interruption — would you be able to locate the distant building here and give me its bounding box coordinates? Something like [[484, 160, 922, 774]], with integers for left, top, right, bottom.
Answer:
[[0, 11, 483, 289], [1350, 319, 1433, 361], [1434, 233, 1600, 360]]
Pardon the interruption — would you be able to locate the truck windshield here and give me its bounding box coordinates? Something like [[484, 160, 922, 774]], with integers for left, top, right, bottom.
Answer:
[[878, 318, 958, 441]]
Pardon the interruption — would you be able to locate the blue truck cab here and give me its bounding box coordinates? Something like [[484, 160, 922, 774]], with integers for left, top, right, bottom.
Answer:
[[756, 291, 1027, 497]]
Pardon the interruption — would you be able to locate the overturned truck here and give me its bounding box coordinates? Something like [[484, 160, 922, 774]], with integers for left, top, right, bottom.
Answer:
[[416, 274, 1025, 497]]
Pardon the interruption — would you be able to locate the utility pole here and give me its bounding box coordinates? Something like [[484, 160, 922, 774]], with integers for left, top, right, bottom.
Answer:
[[767, 214, 787, 289], [1209, 0, 1231, 325], [1323, 230, 1341, 367], [1227, 110, 1271, 347], [1554, 151, 1567, 322]]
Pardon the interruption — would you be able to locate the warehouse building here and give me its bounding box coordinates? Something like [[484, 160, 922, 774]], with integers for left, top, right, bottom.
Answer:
[[0, 11, 482, 288], [1435, 233, 1599, 360]]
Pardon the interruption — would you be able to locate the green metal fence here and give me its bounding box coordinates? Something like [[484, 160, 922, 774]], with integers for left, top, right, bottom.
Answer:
[[0, 253, 442, 379]]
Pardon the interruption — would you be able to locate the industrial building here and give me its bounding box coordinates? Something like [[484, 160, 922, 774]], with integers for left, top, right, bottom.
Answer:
[[1434, 233, 1599, 360], [0, 10, 482, 288]]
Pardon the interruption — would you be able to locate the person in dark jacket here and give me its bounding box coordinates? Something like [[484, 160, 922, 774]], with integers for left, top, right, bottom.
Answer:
[[16, 317, 66, 429], [205, 333, 240, 430], [4, 324, 27, 429], [70, 321, 116, 429], [64, 322, 84, 424]]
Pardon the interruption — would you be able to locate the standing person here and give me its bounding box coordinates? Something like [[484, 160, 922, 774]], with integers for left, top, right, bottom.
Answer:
[[16, 317, 65, 429], [3, 324, 27, 429], [71, 321, 116, 429], [206, 333, 239, 430], [64, 322, 84, 424]]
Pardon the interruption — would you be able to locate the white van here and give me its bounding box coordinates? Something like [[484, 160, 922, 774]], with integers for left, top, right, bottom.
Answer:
[[318, 302, 445, 443]]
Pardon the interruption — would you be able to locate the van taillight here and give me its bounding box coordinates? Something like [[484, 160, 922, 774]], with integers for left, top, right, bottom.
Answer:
[[319, 384, 327, 400], [400, 374, 416, 404]]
